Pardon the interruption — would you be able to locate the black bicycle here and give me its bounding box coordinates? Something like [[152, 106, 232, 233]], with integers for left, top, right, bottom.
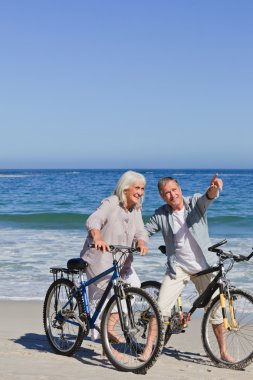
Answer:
[[141, 239, 253, 370], [43, 245, 164, 373]]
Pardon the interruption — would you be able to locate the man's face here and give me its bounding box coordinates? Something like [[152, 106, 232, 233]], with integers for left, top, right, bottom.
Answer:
[[160, 180, 184, 211]]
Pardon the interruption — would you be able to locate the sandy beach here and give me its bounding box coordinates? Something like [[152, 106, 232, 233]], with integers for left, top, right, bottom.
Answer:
[[0, 301, 252, 380]]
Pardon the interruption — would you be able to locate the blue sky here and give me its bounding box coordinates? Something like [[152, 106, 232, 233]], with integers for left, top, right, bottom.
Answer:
[[1, 0, 252, 169]]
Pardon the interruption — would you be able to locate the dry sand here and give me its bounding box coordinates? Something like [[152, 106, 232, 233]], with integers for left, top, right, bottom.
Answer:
[[0, 301, 252, 380]]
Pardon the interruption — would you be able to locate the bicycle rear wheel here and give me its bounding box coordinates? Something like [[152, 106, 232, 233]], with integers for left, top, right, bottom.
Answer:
[[202, 288, 253, 369], [43, 278, 85, 356], [101, 286, 164, 373]]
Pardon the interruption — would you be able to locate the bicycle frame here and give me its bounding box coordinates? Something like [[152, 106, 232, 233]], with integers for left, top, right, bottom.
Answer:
[[55, 257, 121, 330], [174, 263, 245, 333], [177, 262, 228, 326]]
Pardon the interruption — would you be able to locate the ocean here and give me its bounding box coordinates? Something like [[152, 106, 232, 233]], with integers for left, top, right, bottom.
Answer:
[[0, 169, 252, 301]]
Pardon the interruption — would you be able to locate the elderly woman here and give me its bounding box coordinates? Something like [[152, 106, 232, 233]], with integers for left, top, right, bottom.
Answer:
[[80, 170, 148, 341]]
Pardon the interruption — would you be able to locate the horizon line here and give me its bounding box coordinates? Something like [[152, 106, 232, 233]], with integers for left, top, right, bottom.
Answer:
[[1, 168, 253, 171]]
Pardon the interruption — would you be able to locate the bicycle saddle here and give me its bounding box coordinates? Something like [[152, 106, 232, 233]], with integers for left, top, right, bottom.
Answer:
[[67, 258, 88, 270]]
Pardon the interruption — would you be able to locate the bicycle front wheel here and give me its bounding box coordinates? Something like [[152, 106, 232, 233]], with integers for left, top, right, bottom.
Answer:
[[202, 288, 253, 369], [43, 278, 85, 356], [101, 286, 164, 373]]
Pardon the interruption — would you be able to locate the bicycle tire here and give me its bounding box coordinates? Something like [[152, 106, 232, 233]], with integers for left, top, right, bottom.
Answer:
[[100, 286, 164, 373], [202, 288, 253, 369], [141, 280, 161, 300], [141, 281, 172, 346], [43, 278, 85, 356]]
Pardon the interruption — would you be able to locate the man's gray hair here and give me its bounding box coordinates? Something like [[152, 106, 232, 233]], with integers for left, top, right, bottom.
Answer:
[[158, 177, 179, 195]]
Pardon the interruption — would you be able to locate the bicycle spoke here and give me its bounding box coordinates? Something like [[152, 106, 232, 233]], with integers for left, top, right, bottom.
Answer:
[[43, 279, 85, 356]]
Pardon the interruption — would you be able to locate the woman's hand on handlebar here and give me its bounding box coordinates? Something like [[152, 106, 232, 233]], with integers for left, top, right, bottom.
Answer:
[[94, 239, 110, 253], [89, 229, 110, 253]]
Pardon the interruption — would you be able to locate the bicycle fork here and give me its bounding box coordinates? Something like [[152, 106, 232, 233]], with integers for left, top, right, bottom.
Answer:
[[219, 290, 238, 331], [114, 284, 132, 334]]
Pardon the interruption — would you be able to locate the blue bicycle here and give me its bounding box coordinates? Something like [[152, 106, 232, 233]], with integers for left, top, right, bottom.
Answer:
[[43, 245, 164, 373]]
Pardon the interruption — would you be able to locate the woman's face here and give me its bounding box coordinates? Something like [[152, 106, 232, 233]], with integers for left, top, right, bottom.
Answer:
[[124, 181, 145, 209]]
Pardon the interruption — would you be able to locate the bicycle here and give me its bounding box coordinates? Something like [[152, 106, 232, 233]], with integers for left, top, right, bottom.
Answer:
[[141, 239, 253, 370], [43, 244, 164, 373]]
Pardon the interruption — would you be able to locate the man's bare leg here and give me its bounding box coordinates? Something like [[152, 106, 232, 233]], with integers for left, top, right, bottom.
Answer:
[[212, 323, 234, 362]]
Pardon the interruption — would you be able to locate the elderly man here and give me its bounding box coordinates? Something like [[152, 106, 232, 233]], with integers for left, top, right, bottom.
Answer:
[[142, 174, 233, 363]]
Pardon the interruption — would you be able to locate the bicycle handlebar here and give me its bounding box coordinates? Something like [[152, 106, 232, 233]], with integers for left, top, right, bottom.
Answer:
[[89, 244, 140, 253], [235, 251, 253, 262], [208, 239, 227, 250], [109, 244, 140, 253], [208, 239, 253, 262], [158, 240, 253, 263]]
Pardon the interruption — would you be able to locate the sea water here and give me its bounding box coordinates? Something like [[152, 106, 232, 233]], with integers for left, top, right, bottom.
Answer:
[[0, 169, 252, 300]]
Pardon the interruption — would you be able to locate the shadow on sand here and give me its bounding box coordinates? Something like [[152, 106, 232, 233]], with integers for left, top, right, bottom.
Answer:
[[163, 345, 214, 367], [12, 333, 115, 370]]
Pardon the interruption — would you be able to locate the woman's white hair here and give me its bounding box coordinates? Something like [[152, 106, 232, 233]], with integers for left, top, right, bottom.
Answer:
[[113, 170, 146, 208]]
